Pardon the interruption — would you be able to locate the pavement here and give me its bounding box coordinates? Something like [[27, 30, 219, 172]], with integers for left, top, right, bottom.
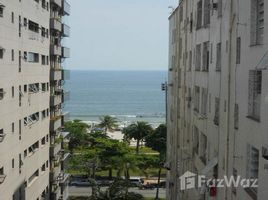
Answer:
[[69, 186, 166, 198]]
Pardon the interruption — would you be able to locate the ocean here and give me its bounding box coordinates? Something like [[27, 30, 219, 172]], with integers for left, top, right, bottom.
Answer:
[[64, 70, 167, 125]]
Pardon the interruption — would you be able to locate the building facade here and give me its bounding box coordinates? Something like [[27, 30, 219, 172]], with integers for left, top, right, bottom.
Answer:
[[49, 0, 70, 200], [167, 0, 268, 200], [0, 0, 70, 199]]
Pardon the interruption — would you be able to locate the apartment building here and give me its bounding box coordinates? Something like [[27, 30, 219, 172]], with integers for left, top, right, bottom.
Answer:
[[0, 0, 70, 200], [167, 0, 268, 200], [49, 0, 70, 200]]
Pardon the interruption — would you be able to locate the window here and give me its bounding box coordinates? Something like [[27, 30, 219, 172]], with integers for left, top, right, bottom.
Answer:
[[24, 85, 27, 93], [0, 5, 4, 17], [42, 0, 46, 9], [42, 110, 46, 119], [234, 103, 239, 129], [41, 55, 46, 65], [27, 52, 39, 63], [202, 42, 209, 71], [250, 0, 264, 45], [24, 149, 27, 158], [19, 51, 21, 72], [246, 145, 259, 196], [28, 170, 39, 184], [200, 133, 207, 164], [12, 123, 14, 133], [29, 83, 39, 93], [0, 48, 4, 59], [197, 0, 203, 29], [12, 159, 15, 168], [201, 88, 208, 116], [195, 44, 201, 71], [216, 43, 221, 71], [218, 0, 222, 17], [193, 126, 199, 154], [236, 37, 241, 64], [41, 27, 46, 37], [214, 97, 220, 125], [190, 13, 193, 32], [28, 20, 39, 33], [12, 86, 14, 98], [248, 70, 262, 120], [11, 49, 14, 61], [188, 51, 192, 71], [0, 88, 4, 100], [41, 137, 46, 145], [41, 164, 46, 172], [11, 12, 14, 23], [194, 86, 200, 113], [204, 0, 210, 26]]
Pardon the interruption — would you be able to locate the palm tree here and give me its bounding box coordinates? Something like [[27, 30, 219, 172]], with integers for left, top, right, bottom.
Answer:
[[99, 115, 118, 135], [123, 121, 153, 154]]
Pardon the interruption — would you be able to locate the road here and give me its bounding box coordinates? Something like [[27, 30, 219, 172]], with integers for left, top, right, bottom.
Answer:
[[69, 186, 166, 198]]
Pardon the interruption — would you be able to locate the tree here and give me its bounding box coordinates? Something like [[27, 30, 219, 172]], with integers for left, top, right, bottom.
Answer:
[[98, 115, 118, 135], [145, 124, 167, 200], [123, 122, 153, 154], [65, 120, 90, 153]]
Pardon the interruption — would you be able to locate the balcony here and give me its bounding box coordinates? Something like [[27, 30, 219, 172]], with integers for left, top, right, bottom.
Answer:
[[60, 131, 70, 139], [61, 153, 70, 162], [59, 173, 70, 185], [62, 24, 70, 37], [63, 0, 70, 16], [50, 142, 62, 158], [51, 0, 62, 8], [50, 69, 63, 81], [50, 94, 62, 106], [62, 70, 70, 80], [62, 47, 70, 58], [50, 45, 62, 57], [50, 116, 63, 132], [62, 112, 70, 122], [63, 91, 70, 103], [50, 18, 62, 32]]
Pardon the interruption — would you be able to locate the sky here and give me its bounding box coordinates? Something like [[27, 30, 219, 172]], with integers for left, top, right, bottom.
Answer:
[[66, 0, 178, 71]]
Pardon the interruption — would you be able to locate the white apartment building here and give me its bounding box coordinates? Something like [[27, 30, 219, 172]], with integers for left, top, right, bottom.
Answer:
[[167, 0, 268, 200], [0, 0, 70, 200]]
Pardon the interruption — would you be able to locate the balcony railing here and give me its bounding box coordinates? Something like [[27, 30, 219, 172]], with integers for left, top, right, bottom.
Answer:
[[62, 24, 70, 37], [50, 18, 62, 32], [51, 0, 62, 8], [50, 142, 62, 158], [50, 116, 63, 132], [62, 70, 70, 80], [60, 131, 70, 139], [50, 45, 62, 56], [63, 0, 70, 16], [61, 47, 70, 58], [50, 69, 63, 81], [59, 173, 70, 185], [50, 94, 62, 106], [63, 91, 70, 103]]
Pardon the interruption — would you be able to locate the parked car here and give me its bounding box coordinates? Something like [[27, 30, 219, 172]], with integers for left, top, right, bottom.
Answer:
[[129, 177, 143, 187], [69, 178, 94, 187]]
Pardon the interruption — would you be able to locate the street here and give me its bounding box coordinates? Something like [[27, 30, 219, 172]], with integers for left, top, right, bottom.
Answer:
[[69, 186, 166, 198]]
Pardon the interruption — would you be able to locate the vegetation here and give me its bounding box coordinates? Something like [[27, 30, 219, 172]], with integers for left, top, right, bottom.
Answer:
[[65, 119, 167, 200], [123, 122, 153, 154], [98, 115, 118, 135]]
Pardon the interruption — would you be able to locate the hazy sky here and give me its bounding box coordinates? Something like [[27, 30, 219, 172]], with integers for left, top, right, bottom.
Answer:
[[66, 0, 178, 71]]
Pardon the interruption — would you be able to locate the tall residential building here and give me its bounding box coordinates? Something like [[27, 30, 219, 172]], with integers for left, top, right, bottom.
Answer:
[[49, 0, 70, 200], [167, 0, 268, 200], [0, 0, 70, 200]]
